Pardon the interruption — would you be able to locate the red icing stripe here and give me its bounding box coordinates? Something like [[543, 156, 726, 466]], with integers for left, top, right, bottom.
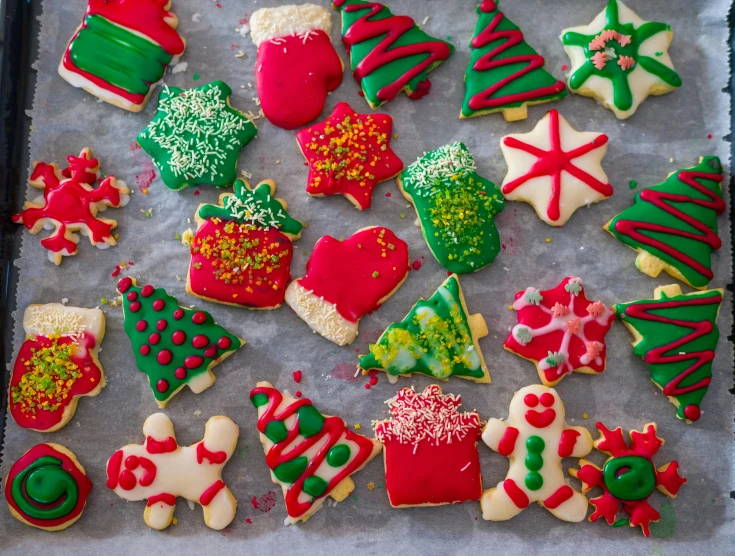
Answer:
[[62, 51, 146, 106], [503, 479, 529, 508], [497, 427, 519, 456], [544, 485, 573, 509], [196, 442, 227, 465], [138, 457, 157, 487], [146, 436, 177, 454], [558, 429, 580, 457], [147, 493, 176, 507], [106, 450, 123, 489], [200, 480, 225, 506]]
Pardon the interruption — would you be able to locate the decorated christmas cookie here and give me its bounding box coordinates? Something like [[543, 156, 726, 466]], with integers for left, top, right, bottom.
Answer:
[[187, 178, 303, 310], [5, 443, 93, 531], [605, 156, 725, 290], [295, 102, 404, 210], [118, 277, 244, 407], [614, 284, 723, 423], [500, 110, 611, 227], [285, 226, 410, 346], [505, 276, 615, 387], [250, 4, 343, 129], [9, 303, 105, 432], [571, 422, 686, 536], [481, 385, 592, 522], [560, 0, 681, 119], [13, 148, 130, 265], [106, 413, 239, 530], [58, 0, 186, 112], [250, 381, 381, 524], [461, 1, 566, 121], [398, 142, 504, 273], [359, 274, 489, 384], [374, 385, 483, 508], [137, 81, 258, 191], [333, 0, 454, 109]]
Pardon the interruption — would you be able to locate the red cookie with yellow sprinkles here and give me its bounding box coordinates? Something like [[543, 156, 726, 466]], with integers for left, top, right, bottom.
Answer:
[[295, 102, 404, 210]]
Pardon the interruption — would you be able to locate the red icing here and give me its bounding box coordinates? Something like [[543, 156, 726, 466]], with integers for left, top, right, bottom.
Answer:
[[172, 330, 186, 345], [192, 335, 209, 349], [9, 333, 102, 431], [524, 408, 556, 428], [119, 277, 133, 293], [293, 370, 302, 383], [468, 7, 565, 111], [141, 285, 154, 297], [173, 309, 184, 320], [119, 470, 136, 490], [156, 350, 172, 365], [256, 31, 343, 129], [138, 457, 157, 487], [503, 478, 529, 508], [558, 429, 580, 457], [139, 344, 150, 355], [297, 226, 409, 323], [199, 480, 226, 506], [147, 493, 176, 507], [544, 485, 573, 509], [192, 312, 207, 324], [217, 337, 231, 349], [174, 367, 187, 379], [152, 299, 165, 311], [613, 170, 725, 283], [497, 426, 519, 456], [196, 442, 227, 465], [156, 320, 167, 331], [524, 393, 538, 407], [136, 321, 147, 332], [146, 436, 177, 454], [185, 355, 204, 369], [106, 450, 124, 489], [540, 392, 555, 407], [149, 333, 161, 345]]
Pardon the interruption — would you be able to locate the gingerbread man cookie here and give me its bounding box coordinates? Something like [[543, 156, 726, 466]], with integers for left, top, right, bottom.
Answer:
[[9, 303, 105, 432], [481, 385, 592, 522], [250, 4, 343, 129], [13, 148, 130, 265], [106, 413, 239, 530]]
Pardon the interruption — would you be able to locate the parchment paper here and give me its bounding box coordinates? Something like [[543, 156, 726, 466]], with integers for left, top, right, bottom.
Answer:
[[1, 0, 732, 554]]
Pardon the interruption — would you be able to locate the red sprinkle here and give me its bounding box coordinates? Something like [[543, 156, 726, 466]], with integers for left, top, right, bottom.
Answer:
[[128, 261, 135, 266], [295, 391, 302, 398], [411, 259, 422, 271], [193, 190, 201, 196], [369, 376, 378, 386], [561, 64, 569, 71], [364, 384, 371, 390], [245, 518, 252, 524], [707, 134, 713, 139], [293, 370, 302, 383], [111, 266, 121, 277], [385, 192, 392, 197]]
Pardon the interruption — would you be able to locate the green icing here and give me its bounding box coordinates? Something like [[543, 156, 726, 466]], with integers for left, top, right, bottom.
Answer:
[[197, 179, 303, 237], [461, 1, 566, 118], [11, 456, 79, 520], [251, 392, 269, 407], [358, 275, 484, 381], [326, 444, 351, 467], [69, 14, 170, 95], [297, 405, 325, 438], [137, 81, 258, 191], [606, 157, 723, 289], [399, 142, 504, 274], [524, 435, 544, 491], [602, 456, 656, 501], [120, 280, 242, 404], [274, 456, 308, 483], [303, 476, 328, 498], [561, 0, 681, 111], [265, 421, 288, 444]]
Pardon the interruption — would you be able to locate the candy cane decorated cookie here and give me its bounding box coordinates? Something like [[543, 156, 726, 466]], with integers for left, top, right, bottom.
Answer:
[[58, 0, 186, 112], [374, 385, 483, 508], [398, 142, 504, 273], [499, 110, 611, 227], [250, 382, 381, 524], [9, 304, 105, 432], [614, 284, 723, 423], [106, 413, 239, 530], [334, 0, 454, 109], [359, 274, 490, 384], [481, 385, 592, 522], [5, 443, 93, 531], [187, 178, 303, 310], [296, 102, 404, 210], [505, 276, 615, 387], [570, 422, 686, 536], [250, 4, 343, 129], [137, 81, 258, 191], [560, 0, 681, 119], [13, 148, 130, 265], [285, 226, 410, 346], [118, 277, 244, 407]]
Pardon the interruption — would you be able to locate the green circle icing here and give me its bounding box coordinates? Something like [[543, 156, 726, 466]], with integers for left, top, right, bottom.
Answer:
[[265, 420, 288, 444], [526, 435, 545, 453], [525, 471, 543, 491], [273, 456, 308, 484], [603, 456, 656, 501], [11, 456, 79, 520], [251, 392, 269, 408], [326, 445, 351, 468], [525, 453, 543, 472], [303, 476, 328, 498], [297, 405, 325, 438]]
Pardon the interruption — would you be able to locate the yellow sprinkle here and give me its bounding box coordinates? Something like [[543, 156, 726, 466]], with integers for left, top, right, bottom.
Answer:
[[354, 423, 361, 430], [393, 133, 398, 140], [582, 413, 589, 419], [172, 517, 178, 525], [508, 305, 513, 311], [545, 237, 551, 243], [367, 482, 375, 491]]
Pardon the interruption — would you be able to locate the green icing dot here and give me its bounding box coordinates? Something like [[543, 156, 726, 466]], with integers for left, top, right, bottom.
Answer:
[[326, 444, 351, 467], [251, 393, 268, 407], [525, 471, 543, 491], [526, 435, 545, 453], [525, 453, 543, 472], [265, 420, 288, 443], [603, 456, 656, 501], [273, 456, 308, 484], [303, 476, 328, 498], [297, 405, 324, 438]]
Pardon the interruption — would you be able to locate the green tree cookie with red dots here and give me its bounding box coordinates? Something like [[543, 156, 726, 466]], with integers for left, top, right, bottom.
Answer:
[[118, 277, 244, 407]]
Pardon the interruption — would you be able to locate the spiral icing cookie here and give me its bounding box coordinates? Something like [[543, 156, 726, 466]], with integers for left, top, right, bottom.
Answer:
[[284, 226, 410, 346], [187, 178, 303, 310], [58, 0, 186, 112], [9, 303, 105, 432], [560, 0, 681, 119], [5, 443, 93, 531], [250, 4, 343, 129]]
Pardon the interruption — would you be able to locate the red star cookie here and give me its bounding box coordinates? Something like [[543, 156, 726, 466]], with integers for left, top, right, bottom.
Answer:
[[295, 102, 403, 210]]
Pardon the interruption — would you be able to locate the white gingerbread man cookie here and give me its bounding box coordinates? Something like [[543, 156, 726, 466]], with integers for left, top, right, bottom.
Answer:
[[106, 413, 239, 530], [500, 110, 611, 227], [481, 385, 592, 522]]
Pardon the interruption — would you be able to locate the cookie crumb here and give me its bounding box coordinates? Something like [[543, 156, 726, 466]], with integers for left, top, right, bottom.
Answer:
[[354, 423, 361, 430], [545, 237, 551, 243], [367, 482, 375, 491]]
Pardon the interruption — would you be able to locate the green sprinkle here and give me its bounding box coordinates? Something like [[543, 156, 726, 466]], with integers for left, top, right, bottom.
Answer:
[[387, 243, 395, 250], [629, 180, 638, 189], [100, 297, 108, 305], [612, 518, 629, 528], [193, 73, 200, 80], [372, 271, 379, 278], [175, 233, 181, 240], [399, 213, 405, 219], [655, 51, 663, 57]]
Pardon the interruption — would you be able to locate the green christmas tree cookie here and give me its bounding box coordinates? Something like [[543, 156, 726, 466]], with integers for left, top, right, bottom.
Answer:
[[118, 277, 244, 407], [359, 274, 490, 383], [397, 142, 504, 274]]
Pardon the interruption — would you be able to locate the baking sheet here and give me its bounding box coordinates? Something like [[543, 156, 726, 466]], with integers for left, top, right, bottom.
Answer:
[[1, 0, 733, 554]]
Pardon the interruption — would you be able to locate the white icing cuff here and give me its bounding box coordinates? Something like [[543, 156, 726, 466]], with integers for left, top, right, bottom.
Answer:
[[284, 281, 358, 346], [250, 4, 331, 47]]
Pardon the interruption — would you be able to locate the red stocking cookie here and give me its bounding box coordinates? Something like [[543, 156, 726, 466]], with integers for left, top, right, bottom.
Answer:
[[284, 226, 410, 345], [250, 4, 343, 129], [505, 276, 614, 386], [13, 148, 130, 265], [106, 413, 239, 530], [9, 303, 105, 432]]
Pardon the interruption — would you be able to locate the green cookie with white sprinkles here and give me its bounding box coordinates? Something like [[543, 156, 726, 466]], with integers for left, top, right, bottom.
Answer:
[[138, 80, 258, 191]]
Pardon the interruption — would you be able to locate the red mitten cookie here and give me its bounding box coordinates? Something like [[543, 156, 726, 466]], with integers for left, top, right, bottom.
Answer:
[[285, 226, 410, 345]]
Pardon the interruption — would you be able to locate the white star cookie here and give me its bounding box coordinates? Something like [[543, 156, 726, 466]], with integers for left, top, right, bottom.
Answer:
[[560, 0, 681, 119], [499, 110, 611, 227]]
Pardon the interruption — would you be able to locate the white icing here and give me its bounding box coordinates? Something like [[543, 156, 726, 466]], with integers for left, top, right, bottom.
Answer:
[[23, 303, 104, 341], [284, 281, 358, 346], [250, 4, 331, 47]]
